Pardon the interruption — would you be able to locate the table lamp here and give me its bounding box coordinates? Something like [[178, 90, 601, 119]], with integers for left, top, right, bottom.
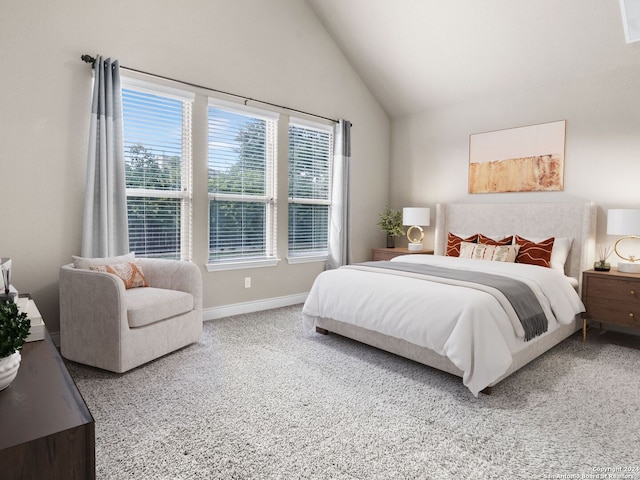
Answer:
[[607, 209, 640, 273], [403, 207, 430, 251]]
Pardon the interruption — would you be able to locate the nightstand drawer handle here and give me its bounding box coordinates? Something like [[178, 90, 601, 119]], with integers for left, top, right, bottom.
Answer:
[[631, 290, 636, 295], [630, 312, 635, 318]]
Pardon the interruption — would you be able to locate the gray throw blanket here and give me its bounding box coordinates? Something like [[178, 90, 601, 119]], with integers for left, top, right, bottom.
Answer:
[[357, 261, 548, 341]]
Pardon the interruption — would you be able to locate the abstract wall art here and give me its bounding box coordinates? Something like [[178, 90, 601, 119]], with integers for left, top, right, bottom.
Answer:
[[468, 120, 566, 194]]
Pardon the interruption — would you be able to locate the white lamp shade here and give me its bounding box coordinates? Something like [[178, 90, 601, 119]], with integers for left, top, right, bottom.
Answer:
[[607, 209, 640, 235], [403, 207, 430, 226]]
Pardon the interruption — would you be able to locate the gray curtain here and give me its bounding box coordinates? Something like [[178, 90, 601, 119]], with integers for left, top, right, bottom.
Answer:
[[326, 119, 351, 269], [81, 56, 129, 257]]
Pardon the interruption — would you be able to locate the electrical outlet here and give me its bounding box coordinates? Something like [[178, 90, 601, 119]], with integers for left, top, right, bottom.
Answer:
[[244, 277, 251, 288]]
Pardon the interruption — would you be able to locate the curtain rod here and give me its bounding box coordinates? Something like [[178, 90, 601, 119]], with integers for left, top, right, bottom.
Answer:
[[81, 54, 341, 124]]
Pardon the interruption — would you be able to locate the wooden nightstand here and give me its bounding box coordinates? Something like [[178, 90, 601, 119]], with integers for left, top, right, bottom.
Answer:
[[372, 247, 434, 261], [581, 268, 640, 341]]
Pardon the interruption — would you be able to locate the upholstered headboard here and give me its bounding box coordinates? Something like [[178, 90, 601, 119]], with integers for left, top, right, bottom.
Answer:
[[434, 202, 597, 287]]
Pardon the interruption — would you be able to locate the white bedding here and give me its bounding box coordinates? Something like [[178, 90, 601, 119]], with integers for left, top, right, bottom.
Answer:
[[302, 254, 585, 396]]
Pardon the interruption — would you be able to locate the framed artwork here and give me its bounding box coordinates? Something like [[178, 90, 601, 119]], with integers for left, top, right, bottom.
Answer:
[[468, 120, 566, 194]]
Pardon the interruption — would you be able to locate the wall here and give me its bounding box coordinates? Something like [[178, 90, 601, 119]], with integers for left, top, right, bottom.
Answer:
[[0, 0, 390, 333], [390, 65, 640, 257]]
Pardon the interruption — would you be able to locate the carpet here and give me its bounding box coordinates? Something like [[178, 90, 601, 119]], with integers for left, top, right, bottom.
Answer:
[[66, 305, 640, 479]]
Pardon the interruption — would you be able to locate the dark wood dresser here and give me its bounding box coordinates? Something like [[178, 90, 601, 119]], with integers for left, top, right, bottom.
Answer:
[[0, 329, 95, 479], [582, 268, 640, 341]]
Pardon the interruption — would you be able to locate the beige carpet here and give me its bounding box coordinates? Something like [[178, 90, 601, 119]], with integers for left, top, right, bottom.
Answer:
[[66, 305, 640, 479]]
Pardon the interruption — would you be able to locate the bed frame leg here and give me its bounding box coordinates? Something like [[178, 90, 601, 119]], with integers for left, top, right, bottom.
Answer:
[[480, 386, 493, 395], [316, 327, 329, 335]]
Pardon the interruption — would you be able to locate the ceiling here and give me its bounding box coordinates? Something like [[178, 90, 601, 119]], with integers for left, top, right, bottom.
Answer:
[[306, 0, 640, 117]]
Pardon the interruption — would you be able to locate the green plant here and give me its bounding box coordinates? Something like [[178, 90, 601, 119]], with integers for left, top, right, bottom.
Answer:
[[0, 301, 30, 358], [377, 205, 404, 237]]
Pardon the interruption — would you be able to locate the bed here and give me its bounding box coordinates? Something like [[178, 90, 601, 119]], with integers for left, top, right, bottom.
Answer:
[[302, 202, 596, 396]]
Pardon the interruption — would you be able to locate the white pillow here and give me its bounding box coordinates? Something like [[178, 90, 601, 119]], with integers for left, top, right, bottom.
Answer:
[[459, 242, 520, 263], [72, 252, 136, 270], [519, 237, 573, 273]]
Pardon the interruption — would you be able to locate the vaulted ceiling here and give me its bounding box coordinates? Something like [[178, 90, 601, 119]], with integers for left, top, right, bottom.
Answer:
[[307, 0, 640, 117]]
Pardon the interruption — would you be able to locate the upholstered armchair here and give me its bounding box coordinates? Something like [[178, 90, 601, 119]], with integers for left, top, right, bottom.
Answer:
[[59, 257, 202, 373]]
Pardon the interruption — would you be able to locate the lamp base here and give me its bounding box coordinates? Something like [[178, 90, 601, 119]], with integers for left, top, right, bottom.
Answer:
[[617, 262, 640, 273], [407, 243, 423, 252]]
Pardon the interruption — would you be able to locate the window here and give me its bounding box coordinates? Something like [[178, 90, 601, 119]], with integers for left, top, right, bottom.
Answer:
[[121, 78, 194, 260], [207, 101, 278, 268], [288, 119, 333, 261]]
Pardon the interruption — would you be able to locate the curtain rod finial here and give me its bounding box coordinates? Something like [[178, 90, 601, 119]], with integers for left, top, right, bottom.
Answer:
[[81, 54, 96, 65]]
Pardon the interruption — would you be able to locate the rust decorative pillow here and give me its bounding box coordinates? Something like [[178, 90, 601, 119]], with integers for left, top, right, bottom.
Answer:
[[477, 234, 513, 246], [446, 233, 478, 257], [89, 262, 149, 289], [514, 236, 555, 268]]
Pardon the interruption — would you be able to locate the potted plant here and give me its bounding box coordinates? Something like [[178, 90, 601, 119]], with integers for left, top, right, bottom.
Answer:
[[0, 301, 30, 391], [377, 205, 404, 248]]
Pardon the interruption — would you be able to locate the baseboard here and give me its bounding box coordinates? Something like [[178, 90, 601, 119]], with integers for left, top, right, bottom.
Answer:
[[203, 293, 308, 320], [49, 331, 61, 348]]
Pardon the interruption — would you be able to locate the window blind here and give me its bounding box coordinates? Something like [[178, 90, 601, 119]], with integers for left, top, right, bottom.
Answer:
[[288, 121, 333, 257], [208, 102, 277, 262], [122, 82, 193, 260]]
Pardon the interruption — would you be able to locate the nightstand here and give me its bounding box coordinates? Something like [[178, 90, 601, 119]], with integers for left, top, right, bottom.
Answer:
[[372, 247, 434, 261], [581, 268, 640, 341]]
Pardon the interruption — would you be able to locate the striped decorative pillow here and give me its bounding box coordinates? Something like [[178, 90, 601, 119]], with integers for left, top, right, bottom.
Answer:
[[514, 236, 555, 268], [446, 233, 478, 257], [459, 242, 520, 262]]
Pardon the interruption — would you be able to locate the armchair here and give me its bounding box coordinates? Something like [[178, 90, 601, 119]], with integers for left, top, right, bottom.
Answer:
[[60, 258, 202, 373]]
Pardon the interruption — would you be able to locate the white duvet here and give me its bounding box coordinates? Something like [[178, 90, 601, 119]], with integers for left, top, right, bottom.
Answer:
[[302, 255, 585, 396]]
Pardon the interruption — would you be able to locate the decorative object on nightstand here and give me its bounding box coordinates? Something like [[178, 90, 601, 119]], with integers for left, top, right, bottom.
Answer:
[[607, 209, 640, 273], [0, 300, 31, 391], [594, 244, 612, 271], [0, 258, 16, 303], [16, 296, 45, 343], [377, 205, 404, 248], [403, 207, 430, 251], [581, 268, 640, 341]]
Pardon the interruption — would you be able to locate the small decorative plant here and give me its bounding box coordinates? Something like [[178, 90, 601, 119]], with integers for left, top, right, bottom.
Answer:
[[0, 301, 31, 358], [377, 205, 404, 237], [377, 205, 404, 248]]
